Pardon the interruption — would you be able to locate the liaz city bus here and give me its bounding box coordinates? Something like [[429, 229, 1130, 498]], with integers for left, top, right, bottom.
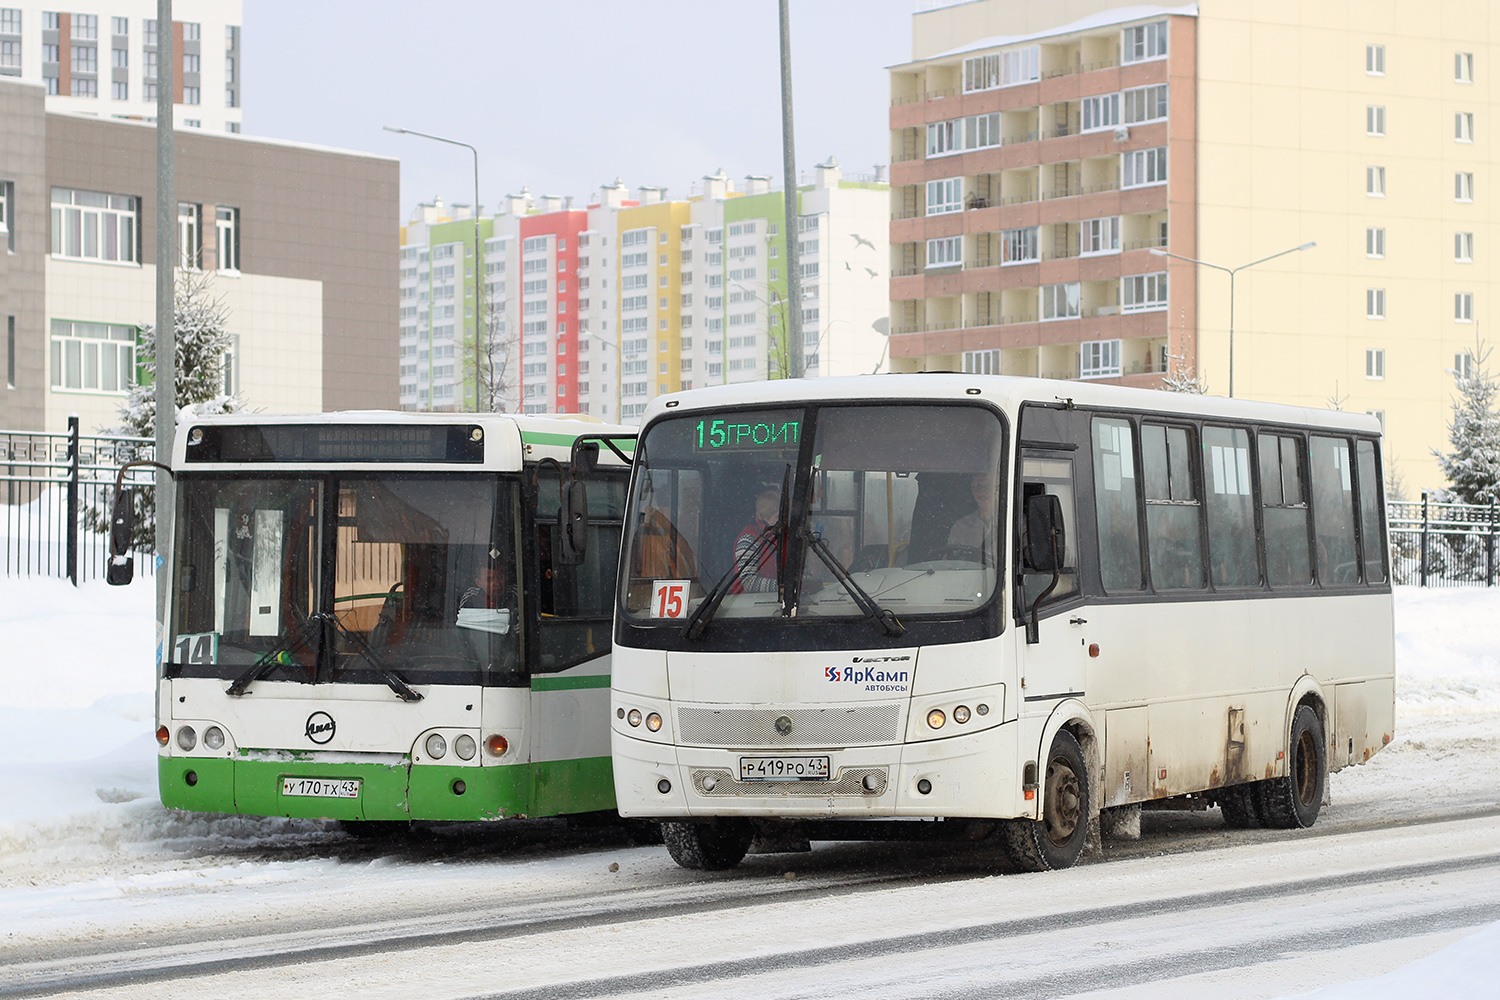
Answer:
[[109, 412, 633, 831], [608, 375, 1394, 870]]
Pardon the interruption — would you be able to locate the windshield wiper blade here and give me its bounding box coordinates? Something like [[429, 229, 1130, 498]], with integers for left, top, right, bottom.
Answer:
[[226, 613, 423, 702], [683, 465, 791, 641], [802, 527, 906, 637]]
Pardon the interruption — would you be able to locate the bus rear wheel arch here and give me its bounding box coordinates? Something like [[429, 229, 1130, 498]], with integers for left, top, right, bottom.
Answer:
[[1000, 729, 1091, 871]]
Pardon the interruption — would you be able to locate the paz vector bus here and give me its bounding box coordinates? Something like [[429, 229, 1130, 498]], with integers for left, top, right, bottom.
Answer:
[[606, 374, 1394, 870], [109, 411, 634, 831]]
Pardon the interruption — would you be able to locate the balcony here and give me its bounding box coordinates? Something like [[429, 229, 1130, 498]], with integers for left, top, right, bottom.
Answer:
[[891, 58, 1121, 107]]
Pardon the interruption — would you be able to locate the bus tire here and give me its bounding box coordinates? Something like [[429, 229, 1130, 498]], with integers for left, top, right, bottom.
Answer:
[[1218, 784, 1262, 828], [661, 819, 753, 870], [1001, 729, 1090, 872], [1256, 705, 1326, 830]]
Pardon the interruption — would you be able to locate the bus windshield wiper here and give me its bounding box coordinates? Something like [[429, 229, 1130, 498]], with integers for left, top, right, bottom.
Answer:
[[682, 465, 790, 640], [227, 613, 422, 702], [801, 526, 905, 637]]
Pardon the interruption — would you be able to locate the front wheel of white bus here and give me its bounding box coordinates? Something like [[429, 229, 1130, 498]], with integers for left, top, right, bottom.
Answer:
[[1000, 730, 1090, 872], [1256, 705, 1327, 829], [662, 818, 754, 871]]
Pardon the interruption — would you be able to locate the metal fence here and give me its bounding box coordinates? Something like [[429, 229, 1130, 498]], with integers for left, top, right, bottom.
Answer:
[[1389, 496, 1499, 587], [1, 419, 156, 584]]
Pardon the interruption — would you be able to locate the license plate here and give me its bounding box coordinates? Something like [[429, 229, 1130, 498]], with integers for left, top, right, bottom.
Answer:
[[281, 777, 361, 799], [738, 756, 830, 781]]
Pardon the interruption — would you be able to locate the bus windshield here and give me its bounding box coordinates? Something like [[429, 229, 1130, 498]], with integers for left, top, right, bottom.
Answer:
[[168, 473, 522, 688], [621, 403, 1006, 628]]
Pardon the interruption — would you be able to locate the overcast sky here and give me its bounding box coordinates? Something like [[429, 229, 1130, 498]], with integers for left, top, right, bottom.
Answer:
[[242, 1, 920, 219]]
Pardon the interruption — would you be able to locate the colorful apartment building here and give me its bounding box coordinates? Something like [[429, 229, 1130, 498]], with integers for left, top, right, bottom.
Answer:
[[891, 0, 1499, 489], [399, 162, 890, 422]]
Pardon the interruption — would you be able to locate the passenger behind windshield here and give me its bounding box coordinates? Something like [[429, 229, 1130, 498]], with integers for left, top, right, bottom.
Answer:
[[946, 472, 999, 562], [729, 487, 784, 594]]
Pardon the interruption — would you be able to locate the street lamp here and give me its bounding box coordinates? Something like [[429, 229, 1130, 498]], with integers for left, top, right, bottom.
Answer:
[[1150, 242, 1315, 398], [383, 125, 486, 411]]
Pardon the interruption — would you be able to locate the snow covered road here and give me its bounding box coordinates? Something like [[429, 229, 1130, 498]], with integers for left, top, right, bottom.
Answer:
[[1, 580, 1498, 997]]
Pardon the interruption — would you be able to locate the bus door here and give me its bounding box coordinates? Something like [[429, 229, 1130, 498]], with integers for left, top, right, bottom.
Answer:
[[1015, 449, 1088, 706]]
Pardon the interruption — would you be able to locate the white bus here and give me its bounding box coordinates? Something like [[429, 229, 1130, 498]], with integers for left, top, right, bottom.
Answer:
[[609, 375, 1394, 870], [109, 412, 634, 831]]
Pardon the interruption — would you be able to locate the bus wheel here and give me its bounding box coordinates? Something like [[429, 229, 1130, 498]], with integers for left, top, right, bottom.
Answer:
[[1218, 784, 1262, 828], [1001, 730, 1090, 872], [1256, 705, 1326, 829], [661, 819, 753, 870]]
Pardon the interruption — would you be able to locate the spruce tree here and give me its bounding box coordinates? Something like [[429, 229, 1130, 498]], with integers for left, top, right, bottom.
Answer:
[[1434, 338, 1500, 506]]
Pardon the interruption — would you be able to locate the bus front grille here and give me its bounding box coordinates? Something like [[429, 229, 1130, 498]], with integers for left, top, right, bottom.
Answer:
[[691, 767, 888, 797], [676, 705, 902, 748]]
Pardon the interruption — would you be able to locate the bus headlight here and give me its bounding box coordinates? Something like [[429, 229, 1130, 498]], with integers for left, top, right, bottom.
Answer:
[[203, 726, 225, 750], [645, 713, 663, 732], [627, 709, 643, 727], [425, 733, 447, 759], [454, 734, 477, 760], [953, 706, 971, 725], [176, 726, 197, 751], [926, 709, 946, 730]]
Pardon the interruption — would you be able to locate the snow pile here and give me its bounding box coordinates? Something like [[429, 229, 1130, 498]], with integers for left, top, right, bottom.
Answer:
[[1285, 920, 1500, 999], [1390, 586, 1500, 712]]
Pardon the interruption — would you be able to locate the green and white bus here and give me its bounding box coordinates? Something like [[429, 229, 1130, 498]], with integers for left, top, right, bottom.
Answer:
[[609, 375, 1394, 870], [112, 412, 633, 829]]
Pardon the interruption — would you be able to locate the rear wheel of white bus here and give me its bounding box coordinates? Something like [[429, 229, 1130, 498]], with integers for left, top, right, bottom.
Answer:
[[1000, 729, 1090, 872], [1255, 704, 1326, 829]]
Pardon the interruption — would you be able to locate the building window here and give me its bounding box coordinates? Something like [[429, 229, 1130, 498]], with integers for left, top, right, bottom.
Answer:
[[183, 52, 199, 73], [1366, 43, 1385, 75], [1080, 339, 1122, 378], [182, 21, 200, 41], [1456, 232, 1473, 262], [1122, 147, 1168, 187], [1367, 165, 1386, 197], [1082, 93, 1120, 132], [1456, 172, 1475, 202], [926, 236, 962, 268], [1366, 227, 1385, 258], [1366, 288, 1386, 318], [0, 8, 20, 33], [49, 320, 136, 393], [1122, 21, 1168, 63], [143, 19, 157, 45], [71, 42, 98, 73], [216, 206, 239, 271], [1000, 226, 1039, 264], [111, 80, 127, 100], [0, 38, 19, 74], [963, 349, 1000, 375], [50, 188, 138, 263], [71, 13, 96, 39], [1456, 52, 1474, 83], [1456, 292, 1474, 322], [1041, 282, 1081, 320], [1366, 105, 1385, 136], [70, 76, 97, 97], [0, 179, 10, 247], [183, 119, 200, 128], [183, 85, 200, 105], [1455, 112, 1474, 143], [1455, 351, 1475, 378], [1122, 272, 1168, 312], [1123, 84, 1169, 124], [111, 16, 127, 35], [962, 46, 1039, 92], [926, 177, 963, 215], [7, 315, 14, 389], [1365, 349, 1385, 379], [1082, 216, 1120, 255], [178, 202, 201, 269]]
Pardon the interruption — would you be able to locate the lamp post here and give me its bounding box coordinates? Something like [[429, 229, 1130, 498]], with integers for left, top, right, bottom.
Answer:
[[383, 125, 484, 411], [1150, 242, 1315, 398]]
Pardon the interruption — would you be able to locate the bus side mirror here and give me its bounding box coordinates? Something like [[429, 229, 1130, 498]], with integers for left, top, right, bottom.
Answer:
[[1023, 493, 1065, 573], [106, 487, 136, 586], [571, 440, 600, 477], [557, 479, 588, 565]]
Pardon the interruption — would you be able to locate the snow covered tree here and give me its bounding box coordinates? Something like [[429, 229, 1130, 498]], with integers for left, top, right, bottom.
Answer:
[[1160, 357, 1206, 394], [476, 295, 515, 413], [93, 271, 243, 546], [1434, 337, 1500, 506]]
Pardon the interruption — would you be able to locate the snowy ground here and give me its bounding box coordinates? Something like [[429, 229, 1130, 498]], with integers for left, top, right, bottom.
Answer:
[[0, 578, 1497, 998]]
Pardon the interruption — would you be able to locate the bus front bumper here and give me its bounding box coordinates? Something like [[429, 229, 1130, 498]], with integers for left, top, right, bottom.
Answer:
[[612, 720, 1020, 820]]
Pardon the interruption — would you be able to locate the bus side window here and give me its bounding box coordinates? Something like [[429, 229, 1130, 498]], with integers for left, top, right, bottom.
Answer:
[[1309, 436, 1359, 585], [1019, 456, 1080, 608], [1257, 433, 1313, 587], [1355, 440, 1388, 584], [1091, 417, 1144, 592], [1142, 423, 1205, 590], [1203, 426, 1260, 588], [534, 470, 627, 673]]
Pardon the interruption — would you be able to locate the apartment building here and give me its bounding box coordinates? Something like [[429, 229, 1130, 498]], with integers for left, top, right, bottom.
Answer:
[[892, 0, 1499, 489], [0, 1, 241, 132], [0, 77, 398, 434], [399, 163, 890, 422]]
